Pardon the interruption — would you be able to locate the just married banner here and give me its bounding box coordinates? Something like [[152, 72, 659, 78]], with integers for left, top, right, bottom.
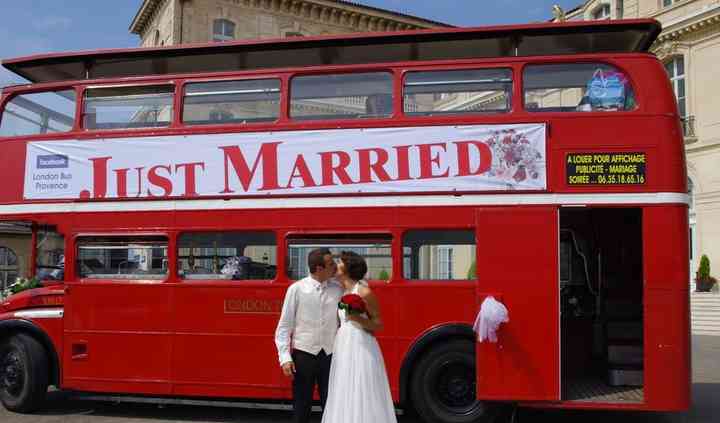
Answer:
[[24, 123, 547, 200]]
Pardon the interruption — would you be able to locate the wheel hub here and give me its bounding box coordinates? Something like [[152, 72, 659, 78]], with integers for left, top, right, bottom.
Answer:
[[435, 361, 477, 411], [1, 350, 24, 396]]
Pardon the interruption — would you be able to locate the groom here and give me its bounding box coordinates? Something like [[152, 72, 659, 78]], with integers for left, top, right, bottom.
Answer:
[[275, 247, 344, 423]]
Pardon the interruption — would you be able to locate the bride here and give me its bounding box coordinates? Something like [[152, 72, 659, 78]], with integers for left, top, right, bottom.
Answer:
[[321, 251, 397, 423]]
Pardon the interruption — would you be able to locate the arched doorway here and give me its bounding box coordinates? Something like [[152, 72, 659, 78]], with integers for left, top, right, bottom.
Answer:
[[0, 246, 19, 290]]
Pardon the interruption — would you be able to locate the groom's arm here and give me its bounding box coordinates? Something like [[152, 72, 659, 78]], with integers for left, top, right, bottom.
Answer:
[[274, 282, 298, 367]]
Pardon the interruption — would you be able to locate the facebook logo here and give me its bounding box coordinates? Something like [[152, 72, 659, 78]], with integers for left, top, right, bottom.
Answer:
[[37, 154, 69, 169]]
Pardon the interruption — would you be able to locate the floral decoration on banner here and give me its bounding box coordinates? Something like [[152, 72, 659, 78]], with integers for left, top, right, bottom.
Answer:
[[486, 129, 544, 184]]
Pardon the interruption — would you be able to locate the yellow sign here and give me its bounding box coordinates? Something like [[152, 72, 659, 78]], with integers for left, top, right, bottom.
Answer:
[[566, 153, 646, 185]]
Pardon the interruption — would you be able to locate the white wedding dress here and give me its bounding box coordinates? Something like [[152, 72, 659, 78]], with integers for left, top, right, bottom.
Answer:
[[321, 282, 397, 423]]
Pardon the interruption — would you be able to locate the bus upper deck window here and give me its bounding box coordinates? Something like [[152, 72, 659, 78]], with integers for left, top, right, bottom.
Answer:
[[404, 69, 512, 116], [290, 72, 393, 120], [524, 63, 637, 113], [0, 90, 76, 137], [83, 85, 174, 130], [183, 79, 280, 125]]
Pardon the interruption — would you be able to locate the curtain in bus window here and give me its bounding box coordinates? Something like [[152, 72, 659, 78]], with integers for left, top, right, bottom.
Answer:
[[403, 230, 476, 281], [83, 85, 173, 130], [177, 231, 277, 280], [290, 72, 393, 120], [523, 63, 636, 112], [404, 69, 512, 116], [183, 79, 280, 125], [286, 234, 392, 281], [0, 90, 75, 137]]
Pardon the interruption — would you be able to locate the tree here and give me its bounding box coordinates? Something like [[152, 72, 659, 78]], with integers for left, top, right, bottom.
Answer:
[[378, 268, 390, 281], [467, 260, 476, 280]]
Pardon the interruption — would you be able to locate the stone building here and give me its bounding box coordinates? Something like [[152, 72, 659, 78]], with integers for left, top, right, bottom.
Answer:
[[553, 0, 720, 283], [129, 0, 449, 47]]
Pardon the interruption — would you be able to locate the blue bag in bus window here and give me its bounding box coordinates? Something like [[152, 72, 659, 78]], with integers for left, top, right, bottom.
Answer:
[[585, 68, 628, 110]]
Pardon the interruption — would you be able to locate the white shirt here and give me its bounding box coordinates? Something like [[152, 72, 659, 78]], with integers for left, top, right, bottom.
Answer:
[[274, 275, 344, 365]]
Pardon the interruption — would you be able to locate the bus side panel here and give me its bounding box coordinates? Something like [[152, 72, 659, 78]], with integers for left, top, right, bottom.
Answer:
[[62, 282, 174, 395], [0, 139, 26, 203], [171, 282, 289, 398], [643, 205, 691, 411], [549, 116, 685, 195]]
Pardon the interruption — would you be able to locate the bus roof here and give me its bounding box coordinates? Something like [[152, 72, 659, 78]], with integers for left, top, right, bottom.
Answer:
[[2, 19, 661, 84]]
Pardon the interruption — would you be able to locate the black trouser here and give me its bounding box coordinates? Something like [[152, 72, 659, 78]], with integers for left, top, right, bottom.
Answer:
[[291, 349, 332, 423]]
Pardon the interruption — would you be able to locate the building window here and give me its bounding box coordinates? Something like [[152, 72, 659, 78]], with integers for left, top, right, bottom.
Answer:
[[213, 19, 235, 42], [436, 246, 453, 279], [617, 0, 624, 18], [663, 0, 675, 7], [592, 4, 611, 19], [0, 246, 19, 291], [665, 57, 686, 117], [285, 32, 303, 37]]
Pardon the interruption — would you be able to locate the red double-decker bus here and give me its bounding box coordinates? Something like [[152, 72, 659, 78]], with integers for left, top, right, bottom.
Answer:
[[0, 19, 689, 422]]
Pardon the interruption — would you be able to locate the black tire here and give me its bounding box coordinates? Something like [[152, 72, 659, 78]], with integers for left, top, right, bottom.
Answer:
[[0, 334, 49, 413], [410, 339, 503, 423]]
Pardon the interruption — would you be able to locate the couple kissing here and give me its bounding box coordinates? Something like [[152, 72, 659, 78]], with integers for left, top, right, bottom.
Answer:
[[274, 248, 396, 423]]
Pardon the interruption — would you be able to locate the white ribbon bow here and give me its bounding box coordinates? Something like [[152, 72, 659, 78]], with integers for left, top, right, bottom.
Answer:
[[473, 296, 509, 343]]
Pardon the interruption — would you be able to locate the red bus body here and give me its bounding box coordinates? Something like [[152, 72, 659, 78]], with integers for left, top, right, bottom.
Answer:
[[0, 19, 689, 421]]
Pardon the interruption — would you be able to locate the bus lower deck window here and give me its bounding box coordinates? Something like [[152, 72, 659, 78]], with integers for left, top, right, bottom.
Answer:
[[178, 231, 277, 280], [76, 236, 168, 280], [403, 230, 476, 281], [524, 63, 637, 112], [286, 234, 392, 281], [404, 68, 512, 116]]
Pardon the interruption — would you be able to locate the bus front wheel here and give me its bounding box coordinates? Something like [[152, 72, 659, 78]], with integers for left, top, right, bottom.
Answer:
[[0, 334, 49, 413], [410, 340, 502, 423]]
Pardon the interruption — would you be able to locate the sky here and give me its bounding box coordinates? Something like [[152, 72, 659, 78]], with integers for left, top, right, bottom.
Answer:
[[0, 0, 581, 86]]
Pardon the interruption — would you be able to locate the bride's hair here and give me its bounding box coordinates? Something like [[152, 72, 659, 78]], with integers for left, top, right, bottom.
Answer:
[[340, 251, 368, 281]]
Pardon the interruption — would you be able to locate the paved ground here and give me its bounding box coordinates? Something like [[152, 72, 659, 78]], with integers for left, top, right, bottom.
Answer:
[[2, 335, 719, 423]]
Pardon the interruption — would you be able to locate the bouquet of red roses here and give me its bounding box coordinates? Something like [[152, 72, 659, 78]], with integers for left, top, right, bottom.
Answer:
[[338, 294, 366, 315]]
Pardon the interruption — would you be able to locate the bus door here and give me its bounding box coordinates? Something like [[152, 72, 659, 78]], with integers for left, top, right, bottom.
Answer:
[[170, 230, 286, 397], [474, 207, 560, 401], [63, 234, 173, 395]]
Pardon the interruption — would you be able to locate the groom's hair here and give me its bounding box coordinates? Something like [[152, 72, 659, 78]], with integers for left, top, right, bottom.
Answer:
[[340, 251, 367, 281], [308, 247, 332, 274]]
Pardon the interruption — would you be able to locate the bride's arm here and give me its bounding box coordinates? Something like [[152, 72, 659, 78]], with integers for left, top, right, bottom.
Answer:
[[347, 286, 384, 333]]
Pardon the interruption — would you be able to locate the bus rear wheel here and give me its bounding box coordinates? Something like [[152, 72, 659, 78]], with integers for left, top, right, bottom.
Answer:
[[0, 334, 49, 413], [410, 340, 502, 423]]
